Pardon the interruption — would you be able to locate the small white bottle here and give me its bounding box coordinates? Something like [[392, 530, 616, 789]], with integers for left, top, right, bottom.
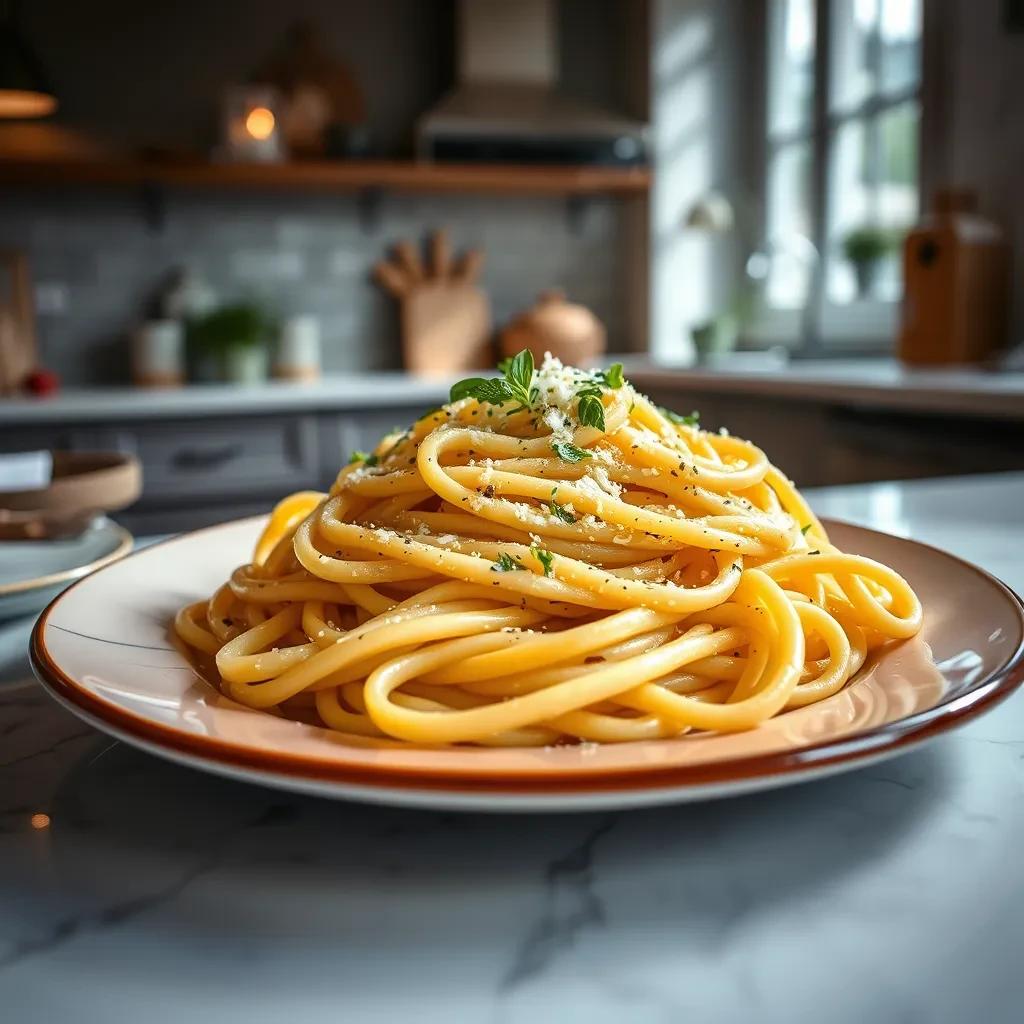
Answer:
[[132, 320, 185, 388], [275, 315, 321, 382]]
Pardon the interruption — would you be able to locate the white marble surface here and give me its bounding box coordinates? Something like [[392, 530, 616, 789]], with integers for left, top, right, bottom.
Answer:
[[1, 473, 1023, 1023], [3, 358, 1023, 424]]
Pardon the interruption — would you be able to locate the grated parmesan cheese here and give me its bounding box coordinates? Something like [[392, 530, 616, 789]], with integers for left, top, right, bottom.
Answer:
[[589, 465, 622, 497]]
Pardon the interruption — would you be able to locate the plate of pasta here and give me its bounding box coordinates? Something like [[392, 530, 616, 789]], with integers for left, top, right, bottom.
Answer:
[[31, 354, 1024, 811]]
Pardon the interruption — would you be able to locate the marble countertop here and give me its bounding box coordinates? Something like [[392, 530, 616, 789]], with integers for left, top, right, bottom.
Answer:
[[2, 472, 1023, 1023], [3, 358, 1023, 424]]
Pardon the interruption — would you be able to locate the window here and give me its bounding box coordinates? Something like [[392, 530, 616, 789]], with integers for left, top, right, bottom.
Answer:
[[757, 0, 922, 349]]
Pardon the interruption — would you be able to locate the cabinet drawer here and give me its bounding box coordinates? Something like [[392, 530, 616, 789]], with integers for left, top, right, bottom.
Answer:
[[331, 408, 431, 460], [78, 415, 320, 502]]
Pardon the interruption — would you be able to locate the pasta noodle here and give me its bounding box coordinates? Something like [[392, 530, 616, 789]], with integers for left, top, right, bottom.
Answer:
[[176, 352, 922, 747]]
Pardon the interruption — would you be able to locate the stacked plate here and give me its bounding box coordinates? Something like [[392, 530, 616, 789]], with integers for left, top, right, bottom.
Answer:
[[0, 451, 139, 621], [0, 517, 133, 620]]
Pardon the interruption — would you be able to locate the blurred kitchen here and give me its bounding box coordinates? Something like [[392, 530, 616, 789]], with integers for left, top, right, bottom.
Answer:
[[1, 0, 1022, 535]]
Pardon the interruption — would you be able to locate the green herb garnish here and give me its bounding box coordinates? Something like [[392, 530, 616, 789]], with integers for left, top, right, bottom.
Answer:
[[547, 487, 577, 524], [531, 545, 555, 577], [660, 406, 700, 427], [576, 385, 606, 431], [599, 363, 624, 389], [801, 524, 812, 535], [551, 440, 593, 463], [451, 349, 535, 410], [349, 450, 379, 467], [491, 552, 526, 572]]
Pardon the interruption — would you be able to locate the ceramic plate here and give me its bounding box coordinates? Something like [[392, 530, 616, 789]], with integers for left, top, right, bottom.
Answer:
[[30, 516, 1024, 812], [0, 517, 133, 622]]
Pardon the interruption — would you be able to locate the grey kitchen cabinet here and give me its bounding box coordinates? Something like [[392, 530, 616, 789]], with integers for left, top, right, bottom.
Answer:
[[0, 406, 437, 534], [74, 415, 322, 501], [324, 406, 430, 461], [6, 387, 1023, 536], [640, 387, 1024, 489]]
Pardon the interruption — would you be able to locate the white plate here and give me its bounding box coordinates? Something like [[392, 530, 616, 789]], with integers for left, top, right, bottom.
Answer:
[[0, 517, 133, 621], [30, 516, 1024, 812]]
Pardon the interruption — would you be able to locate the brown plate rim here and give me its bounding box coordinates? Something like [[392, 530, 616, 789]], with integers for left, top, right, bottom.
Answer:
[[29, 515, 1024, 796]]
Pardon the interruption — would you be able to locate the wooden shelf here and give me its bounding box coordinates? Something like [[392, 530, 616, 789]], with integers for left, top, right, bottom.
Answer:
[[0, 157, 651, 196]]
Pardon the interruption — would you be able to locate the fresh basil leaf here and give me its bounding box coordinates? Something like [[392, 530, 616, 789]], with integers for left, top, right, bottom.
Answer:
[[496, 356, 512, 375], [507, 349, 534, 396], [450, 377, 514, 406], [551, 440, 593, 462], [577, 393, 606, 430], [450, 377, 488, 402], [603, 363, 624, 388]]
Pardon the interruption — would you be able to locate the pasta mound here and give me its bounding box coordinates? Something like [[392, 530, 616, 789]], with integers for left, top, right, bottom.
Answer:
[[176, 353, 922, 746]]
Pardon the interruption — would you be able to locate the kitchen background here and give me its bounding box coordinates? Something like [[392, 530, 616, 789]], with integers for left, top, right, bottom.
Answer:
[[1, 0, 1023, 533], [1, 0, 644, 382]]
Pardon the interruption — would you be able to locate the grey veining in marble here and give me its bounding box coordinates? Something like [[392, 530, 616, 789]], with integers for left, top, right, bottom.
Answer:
[[1, 473, 1023, 1023]]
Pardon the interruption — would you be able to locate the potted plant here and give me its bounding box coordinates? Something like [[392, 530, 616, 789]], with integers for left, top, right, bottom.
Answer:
[[691, 311, 740, 361], [690, 284, 755, 363], [188, 303, 272, 384], [842, 226, 898, 297]]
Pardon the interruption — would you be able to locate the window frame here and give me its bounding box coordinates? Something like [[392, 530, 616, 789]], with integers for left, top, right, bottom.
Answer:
[[748, 0, 923, 355]]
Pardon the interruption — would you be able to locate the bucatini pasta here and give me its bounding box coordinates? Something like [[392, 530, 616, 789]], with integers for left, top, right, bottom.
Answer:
[[176, 352, 922, 747]]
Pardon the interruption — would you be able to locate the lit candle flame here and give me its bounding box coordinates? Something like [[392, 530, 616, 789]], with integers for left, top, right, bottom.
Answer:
[[245, 106, 276, 141]]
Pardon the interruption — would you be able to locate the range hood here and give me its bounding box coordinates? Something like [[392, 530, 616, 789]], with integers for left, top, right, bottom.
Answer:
[[417, 0, 648, 166]]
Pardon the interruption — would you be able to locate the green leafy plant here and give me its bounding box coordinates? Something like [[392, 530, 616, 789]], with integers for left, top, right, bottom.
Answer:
[[189, 303, 271, 354], [842, 226, 899, 265]]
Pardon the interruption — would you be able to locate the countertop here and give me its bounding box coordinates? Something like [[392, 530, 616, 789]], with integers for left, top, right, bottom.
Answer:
[[2, 358, 1023, 424], [1, 472, 1024, 1023], [629, 357, 1024, 420], [0, 373, 457, 423]]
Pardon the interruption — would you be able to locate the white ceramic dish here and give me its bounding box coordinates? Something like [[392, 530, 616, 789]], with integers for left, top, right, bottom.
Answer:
[[0, 517, 133, 621], [30, 516, 1024, 812]]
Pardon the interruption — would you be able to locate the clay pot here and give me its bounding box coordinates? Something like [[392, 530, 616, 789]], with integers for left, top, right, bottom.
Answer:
[[500, 290, 606, 366]]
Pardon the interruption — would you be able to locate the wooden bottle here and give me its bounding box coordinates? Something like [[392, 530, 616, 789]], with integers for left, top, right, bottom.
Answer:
[[898, 188, 1009, 365]]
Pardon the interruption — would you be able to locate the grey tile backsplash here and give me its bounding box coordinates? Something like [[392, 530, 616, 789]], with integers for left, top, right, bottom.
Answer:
[[0, 189, 625, 385]]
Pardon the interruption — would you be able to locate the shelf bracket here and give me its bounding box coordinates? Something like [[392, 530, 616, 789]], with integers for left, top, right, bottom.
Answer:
[[357, 187, 385, 233]]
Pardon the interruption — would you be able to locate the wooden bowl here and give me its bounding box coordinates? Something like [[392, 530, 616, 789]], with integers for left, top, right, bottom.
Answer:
[[0, 451, 142, 540]]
